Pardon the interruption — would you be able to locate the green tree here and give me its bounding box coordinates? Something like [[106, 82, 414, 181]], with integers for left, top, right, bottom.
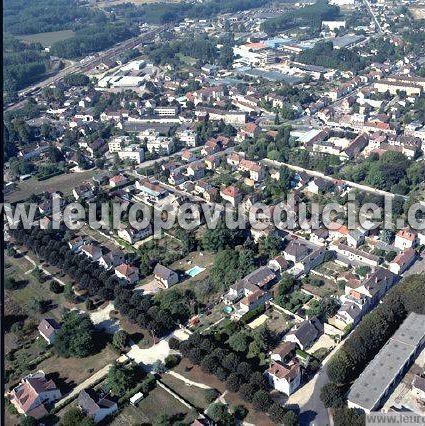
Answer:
[[228, 332, 249, 353], [282, 410, 299, 426], [320, 383, 346, 408], [333, 408, 365, 426], [112, 330, 128, 351], [327, 350, 354, 384], [106, 363, 138, 396], [207, 403, 228, 422], [268, 402, 287, 423], [54, 311, 96, 358], [226, 373, 243, 393], [60, 407, 95, 426], [252, 389, 273, 412]]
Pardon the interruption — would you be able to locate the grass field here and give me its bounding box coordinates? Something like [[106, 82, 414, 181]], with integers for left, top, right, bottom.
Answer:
[[161, 373, 217, 410], [36, 344, 117, 394], [111, 386, 196, 425], [5, 170, 98, 203], [18, 30, 75, 47]]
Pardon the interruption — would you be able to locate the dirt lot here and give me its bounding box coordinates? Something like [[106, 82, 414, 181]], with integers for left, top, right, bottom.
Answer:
[[5, 170, 98, 203], [110, 386, 196, 425]]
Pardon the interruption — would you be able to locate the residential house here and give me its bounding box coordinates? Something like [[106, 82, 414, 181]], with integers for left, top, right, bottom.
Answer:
[[68, 236, 84, 252], [10, 371, 62, 419], [77, 389, 118, 424], [115, 263, 139, 285], [284, 318, 322, 350], [283, 240, 311, 263], [344, 267, 397, 309], [238, 159, 265, 182], [238, 288, 271, 315], [389, 248, 417, 275], [227, 152, 245, 168], [394, 229, 417, 250], [236, 123, 260, 141], [334, 301, 363, 328], [335, 243, 380, 267], [109, 175, 129, 188], [98, 250, 126, 270], [153, 264, 179, 288], [136, 179, 168, 203], [80, 244, 102, 261], [117, 224, 153, 244], [38, 318, 61, 345], [220, 185, 242, 207], [347, 230, 365, 248], [268, 256, 290, 273], [238, 267, 277, 291], [307, 178, 333, 195], [181, 149, 197, 163], [186, 162, 205, 180], [412, 375, 425, 401], [72, 183, 94, 201], [270, 341, 297, 364], [264, 361, 301, 396]]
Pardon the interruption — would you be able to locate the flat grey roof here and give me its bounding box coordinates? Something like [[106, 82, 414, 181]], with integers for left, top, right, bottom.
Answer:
[[347, 312, 425, 412]]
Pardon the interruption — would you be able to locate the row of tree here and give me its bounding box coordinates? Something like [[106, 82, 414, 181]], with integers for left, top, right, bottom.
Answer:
[[179, 332, 298, 424]]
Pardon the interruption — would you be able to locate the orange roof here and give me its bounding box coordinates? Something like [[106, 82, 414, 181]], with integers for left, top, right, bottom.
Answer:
[[221, 185, 239, 198], [246, 42, 266, 50], [396, 229, 417, 241]]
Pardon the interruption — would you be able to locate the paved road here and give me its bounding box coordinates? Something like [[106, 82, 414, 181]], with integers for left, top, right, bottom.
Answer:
[[288, 330, 352, 426]]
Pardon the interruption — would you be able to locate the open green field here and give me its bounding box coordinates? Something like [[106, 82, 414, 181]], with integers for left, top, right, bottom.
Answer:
[[111, 386, 196, 425], [5, 169, 98, 203], [161, 373, 217, 410], [18, 30, 75, 47]]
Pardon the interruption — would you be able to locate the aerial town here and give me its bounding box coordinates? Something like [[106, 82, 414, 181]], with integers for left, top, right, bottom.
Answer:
[[3, 0, 425, 425]]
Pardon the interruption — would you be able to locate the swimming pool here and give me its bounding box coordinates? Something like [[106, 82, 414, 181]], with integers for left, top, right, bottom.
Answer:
[[186, 265, 205, 277], [223, 306, 233, 314]]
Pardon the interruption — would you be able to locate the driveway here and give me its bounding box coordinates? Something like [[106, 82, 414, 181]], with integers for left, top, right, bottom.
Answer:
[[126, 339, 171, 368], [89, 302, 120, 334]]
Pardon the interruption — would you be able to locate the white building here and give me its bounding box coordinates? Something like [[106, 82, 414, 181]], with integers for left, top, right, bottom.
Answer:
[[264, 361, 301, 396]]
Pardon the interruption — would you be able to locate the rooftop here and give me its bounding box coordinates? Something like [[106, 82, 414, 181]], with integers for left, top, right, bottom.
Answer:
[[348, 313, 425, 412]]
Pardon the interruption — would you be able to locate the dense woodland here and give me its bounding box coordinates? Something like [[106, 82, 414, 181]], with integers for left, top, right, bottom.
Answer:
[[261, 0, 340, 34]]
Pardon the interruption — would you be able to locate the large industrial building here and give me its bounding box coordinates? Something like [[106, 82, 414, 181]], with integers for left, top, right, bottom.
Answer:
[[347, 312, 425, 413]]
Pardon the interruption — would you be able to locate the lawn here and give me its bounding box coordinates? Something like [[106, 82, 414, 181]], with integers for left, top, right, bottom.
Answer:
[[18, 30, 75, 47], [302, 275, 344, 298], [161, 372, 217, 410], [36, 343, 117, 395], [5, 252, 83, 322], [250, 308, 294, 337], [110, 386, 196, 425], [5, 169, 98, 203]]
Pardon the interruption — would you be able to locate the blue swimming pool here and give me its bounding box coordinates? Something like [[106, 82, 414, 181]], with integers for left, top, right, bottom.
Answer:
[[186, 265, 205, 277]]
